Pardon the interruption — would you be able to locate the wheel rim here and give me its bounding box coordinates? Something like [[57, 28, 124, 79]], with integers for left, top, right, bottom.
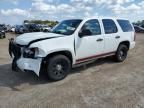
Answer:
[[119, 47, 127, 60], [51, 59, 68, 78]]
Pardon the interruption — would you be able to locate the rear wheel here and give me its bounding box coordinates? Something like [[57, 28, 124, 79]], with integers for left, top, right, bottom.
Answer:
[[46, 55, 71, 81], [114, 44, 128, 62]]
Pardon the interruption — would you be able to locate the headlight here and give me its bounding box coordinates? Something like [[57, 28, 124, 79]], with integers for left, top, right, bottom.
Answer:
[[23, 47, 39, 58]]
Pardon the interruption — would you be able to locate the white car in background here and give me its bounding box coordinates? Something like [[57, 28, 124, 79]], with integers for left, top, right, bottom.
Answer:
[[9, 17, 136, 81], [10, 27, 15, 32], [42, 25, 52, 32]]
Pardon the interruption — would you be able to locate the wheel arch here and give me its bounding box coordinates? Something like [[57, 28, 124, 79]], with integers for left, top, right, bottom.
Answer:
[[43, 50, 74, 65], [118, 41, 130, 50]]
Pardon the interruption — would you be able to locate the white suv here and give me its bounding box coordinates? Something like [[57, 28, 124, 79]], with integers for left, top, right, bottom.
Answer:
[[9, 17, 136, 81]]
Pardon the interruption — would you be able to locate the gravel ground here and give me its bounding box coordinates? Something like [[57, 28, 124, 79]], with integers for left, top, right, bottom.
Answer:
[[0, 33, 144, 108]]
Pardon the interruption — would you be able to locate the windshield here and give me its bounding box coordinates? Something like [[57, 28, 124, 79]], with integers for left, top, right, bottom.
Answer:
[[52, 19, 82, 35]]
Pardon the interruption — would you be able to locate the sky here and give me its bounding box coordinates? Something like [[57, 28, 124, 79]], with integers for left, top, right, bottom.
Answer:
[[0, 0, 144, 25]]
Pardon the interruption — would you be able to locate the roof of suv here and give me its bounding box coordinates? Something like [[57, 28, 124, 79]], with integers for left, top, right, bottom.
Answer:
[[63, 17, 130, 23], [82, 17, 129, 21]]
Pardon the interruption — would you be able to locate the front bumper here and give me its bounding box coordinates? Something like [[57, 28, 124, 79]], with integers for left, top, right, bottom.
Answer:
[[17, 57, 42, 76], [8, 38, 42, 76]]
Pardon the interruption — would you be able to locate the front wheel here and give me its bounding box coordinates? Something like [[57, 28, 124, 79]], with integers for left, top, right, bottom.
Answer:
[[46, 55, 71, 81], [114, 44, 128, 62]]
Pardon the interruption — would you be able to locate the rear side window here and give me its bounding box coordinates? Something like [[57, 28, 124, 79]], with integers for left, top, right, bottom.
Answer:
[[117, 20, 133, 32], [102, 19, 118, 34]]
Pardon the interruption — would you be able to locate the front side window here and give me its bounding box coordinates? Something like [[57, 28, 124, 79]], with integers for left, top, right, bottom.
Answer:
[[80, 19, 101, 36], [52, 19, 82, 35], [117, 20, 133, 32], [102, 19, 118, 34]]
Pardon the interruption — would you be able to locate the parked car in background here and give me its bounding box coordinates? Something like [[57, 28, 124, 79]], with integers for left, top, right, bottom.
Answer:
[[0, 27, 5, 39], [42, 25, 51, 32], [10, 26, 15, 32], [24, 24, 52, 33], [134, 25, 144, 33], [141, 25, 144, 28], [35, 24, 43, 32], [0, 24, 6, 32], [15, 25, 29, 34], [5, 25, 12, 32], [25, 24, 40, 32]]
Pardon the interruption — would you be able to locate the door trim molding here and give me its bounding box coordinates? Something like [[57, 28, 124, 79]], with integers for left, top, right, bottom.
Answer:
[[76, 51, 116, 64]]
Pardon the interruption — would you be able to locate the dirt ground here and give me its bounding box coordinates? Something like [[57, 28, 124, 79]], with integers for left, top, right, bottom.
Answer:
[[0, 33, 144, 108]]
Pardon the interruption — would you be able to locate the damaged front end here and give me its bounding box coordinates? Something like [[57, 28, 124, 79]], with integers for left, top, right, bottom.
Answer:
[[8, 38, 42, 76]]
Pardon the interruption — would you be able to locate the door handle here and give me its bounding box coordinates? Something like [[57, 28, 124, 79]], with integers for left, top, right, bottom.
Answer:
[[115, 36, 120, 39], [96, 38, 103, 42]]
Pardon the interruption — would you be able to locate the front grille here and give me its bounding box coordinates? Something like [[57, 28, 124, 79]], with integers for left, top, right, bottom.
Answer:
[[13, 44, 21, 58], [9, 39, 22, 59]]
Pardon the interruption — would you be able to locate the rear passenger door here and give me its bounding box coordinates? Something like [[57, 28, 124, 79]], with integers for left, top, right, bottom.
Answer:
[[102, 19, 120, 53]]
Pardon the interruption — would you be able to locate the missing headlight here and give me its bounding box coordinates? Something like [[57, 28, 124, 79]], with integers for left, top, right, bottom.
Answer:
[[23, 48, 38, 58]]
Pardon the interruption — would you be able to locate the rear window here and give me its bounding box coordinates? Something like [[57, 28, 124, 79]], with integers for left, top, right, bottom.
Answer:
[[117, 20, 133, 32], [102, 19, 118, 34]]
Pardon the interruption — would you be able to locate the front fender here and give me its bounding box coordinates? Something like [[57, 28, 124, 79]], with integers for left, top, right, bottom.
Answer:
[[29, 43, 75, 61], [29, 38, 76, 63], [29, 46, 75, 58], [28, 36, 75, 62]]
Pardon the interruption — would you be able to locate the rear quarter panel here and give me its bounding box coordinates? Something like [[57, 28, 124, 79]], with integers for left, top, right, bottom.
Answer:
[[116, 19, 135, 48]]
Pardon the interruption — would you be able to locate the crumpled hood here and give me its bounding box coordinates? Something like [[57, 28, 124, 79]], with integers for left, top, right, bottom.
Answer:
[[15, 32, 64, 45]]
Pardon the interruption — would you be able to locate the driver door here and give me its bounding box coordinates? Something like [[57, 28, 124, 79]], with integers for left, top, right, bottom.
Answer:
[[75, 19, 105, 63]]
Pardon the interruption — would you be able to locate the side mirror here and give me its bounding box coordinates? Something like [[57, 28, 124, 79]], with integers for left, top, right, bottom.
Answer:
[[78, 29, 92, 38]]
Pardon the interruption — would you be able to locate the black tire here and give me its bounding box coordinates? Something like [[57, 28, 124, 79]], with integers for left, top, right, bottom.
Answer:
[[3, 35, 6, 38], [46, 55, 71, 81], [114, 44, 128, 62]]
